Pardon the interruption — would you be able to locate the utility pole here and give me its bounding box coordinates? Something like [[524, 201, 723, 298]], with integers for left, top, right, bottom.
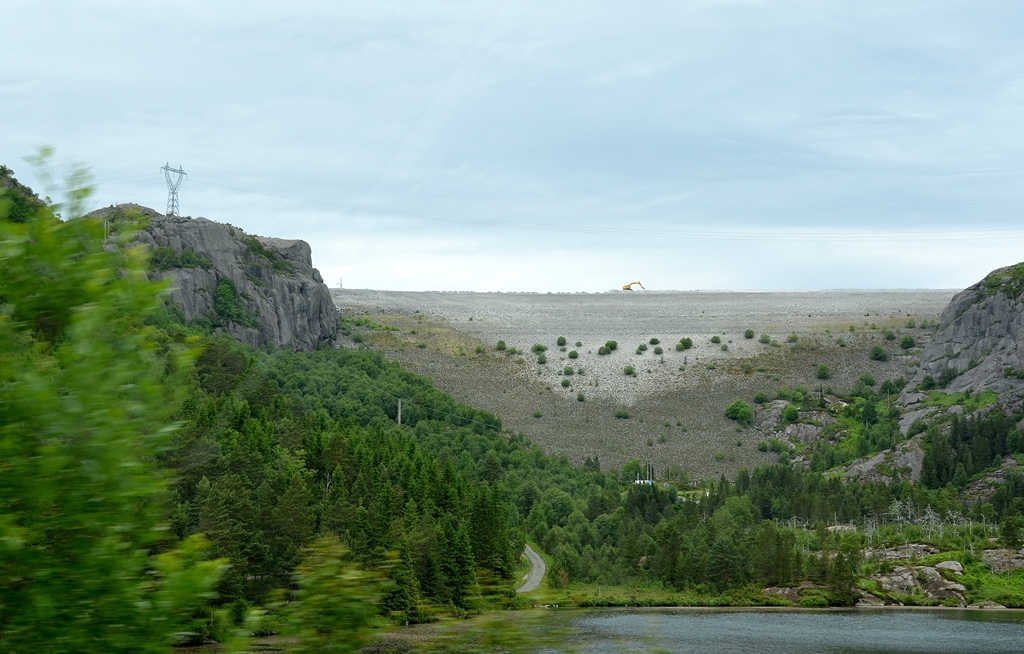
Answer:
[[161, 163, 187, 216], [397, 398, 402, 426]]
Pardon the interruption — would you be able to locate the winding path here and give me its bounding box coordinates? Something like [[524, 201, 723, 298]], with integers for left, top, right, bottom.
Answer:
[[517, 543, 545, 593]]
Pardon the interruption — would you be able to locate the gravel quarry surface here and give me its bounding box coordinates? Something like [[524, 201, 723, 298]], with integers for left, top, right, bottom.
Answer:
[[333, 289, 956, 480]]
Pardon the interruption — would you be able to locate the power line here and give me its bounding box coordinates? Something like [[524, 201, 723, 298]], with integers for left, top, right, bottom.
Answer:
[[185, 178, 1024, 243], [86, 164, 1024, 243]]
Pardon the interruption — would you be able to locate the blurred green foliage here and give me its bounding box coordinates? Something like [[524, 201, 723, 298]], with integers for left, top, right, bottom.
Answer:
[[0, 154, 226, 652]]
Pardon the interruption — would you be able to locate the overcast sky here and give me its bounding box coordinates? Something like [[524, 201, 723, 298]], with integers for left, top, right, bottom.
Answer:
[[4, 1, 1024, 292]]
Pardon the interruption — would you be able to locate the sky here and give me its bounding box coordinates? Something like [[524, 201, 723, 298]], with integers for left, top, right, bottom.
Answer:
[[3, 1, 1024, 292]]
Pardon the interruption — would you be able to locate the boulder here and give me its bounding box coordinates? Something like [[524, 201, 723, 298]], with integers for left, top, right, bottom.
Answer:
[[756, 400, 788, 429], [784, 422, 823, 444], [856, 591, 885, 607], [935, 560, 963, 575]]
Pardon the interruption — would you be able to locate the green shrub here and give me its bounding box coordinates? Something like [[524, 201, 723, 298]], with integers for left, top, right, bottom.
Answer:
[[720, 344, 728, 351], [905, 319, 917, 328], [556, 336, 567, 347], [870, 345, 888, 361], [615, 409, 630, 419], [753, 391, 768, 404], [744, 329, 755, 339], [884, 330, 896, 341], [638, 343, 648, 351], [836, 338, 846, 347], [786, 332, 798, 343], [568, 350, 579, 359], [653, 346, 663, 355], [495, 340, 506, 351], [725, 400, 754, 426], [816, 364, 831, 380], [577, 392, 585, 402], [533, 410, 543, 418], [758, 441, 769, 452], [860, 373, 875, 386], [711, 335, 721, 344], [563, 366, 574, 376], [605, 340, 618, 351], [649, 337, 660, 345], [623, 365, 635, 376], [150, 245, 212, 271], [537, 354, 547, 364], [416, 342, 427, 349], [561, 379, 570, 388], [679, 337, 693, 349], [782, 404, 800, 424], [575, 341, 582, 347], [213, 277, 257, 328], [938, 367, 958, 387], [798, 595, 828, 608], [598, 346, 610, 355], [759, 333, 770, 344], [474, 345, 484, 354], [900, 335, 916, 350], [531, 343, 548, 353]]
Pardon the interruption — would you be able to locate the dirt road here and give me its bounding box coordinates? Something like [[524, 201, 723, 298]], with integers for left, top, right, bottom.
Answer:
[[517, 544, 545, 594]]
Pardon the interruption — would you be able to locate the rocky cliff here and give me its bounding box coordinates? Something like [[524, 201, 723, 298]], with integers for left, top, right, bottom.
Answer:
[[903, 263, 1024, 413], [95, 204, 338, 351]]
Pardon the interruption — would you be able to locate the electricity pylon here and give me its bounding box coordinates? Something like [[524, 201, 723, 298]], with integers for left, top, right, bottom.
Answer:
[[161, 163, 187, 216]]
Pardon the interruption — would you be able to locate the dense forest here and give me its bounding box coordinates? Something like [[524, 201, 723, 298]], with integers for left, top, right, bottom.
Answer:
[[3, 166, 1024, 652]]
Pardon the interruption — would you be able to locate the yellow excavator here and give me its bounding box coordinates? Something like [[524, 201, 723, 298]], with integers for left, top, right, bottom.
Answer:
[[622, 281, 645, 291]]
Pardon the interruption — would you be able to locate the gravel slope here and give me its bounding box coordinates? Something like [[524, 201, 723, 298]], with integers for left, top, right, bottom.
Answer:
[[333, 289, 955, 480]]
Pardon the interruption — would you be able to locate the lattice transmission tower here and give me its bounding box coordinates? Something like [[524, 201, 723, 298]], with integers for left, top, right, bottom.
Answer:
[[161, 163, 187, 216]]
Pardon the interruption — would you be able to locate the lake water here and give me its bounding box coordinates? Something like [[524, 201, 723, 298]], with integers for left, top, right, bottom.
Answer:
[[553, 608, 1024, 654]]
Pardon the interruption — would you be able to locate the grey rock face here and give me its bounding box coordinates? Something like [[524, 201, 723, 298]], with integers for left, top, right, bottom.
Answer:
[[903, 264, 1024, 413], [784, 422, 823, 444], [129, 209, 338, 351], [864, 543, 938, 562], [961, 456, 1020, 507], [842, 436, 925, 484], [871, 565, 967, 606]]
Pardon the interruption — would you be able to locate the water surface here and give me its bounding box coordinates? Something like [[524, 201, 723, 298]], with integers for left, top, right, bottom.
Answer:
[[558, 608, 1024, 654]]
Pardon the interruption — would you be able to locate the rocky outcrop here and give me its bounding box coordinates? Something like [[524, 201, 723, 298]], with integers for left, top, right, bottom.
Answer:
[[871, 565, 967, 606], [95, 205, 338, 351], [982, 548, 1024, 573], [903, 263, 1024, 413], [842, 436, 925, 484], [864, 543, 939, 562], [961, 456, 1021, 508]]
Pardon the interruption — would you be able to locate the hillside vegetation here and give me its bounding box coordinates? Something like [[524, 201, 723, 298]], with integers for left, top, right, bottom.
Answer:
[[4, 163, 1024, 653]]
